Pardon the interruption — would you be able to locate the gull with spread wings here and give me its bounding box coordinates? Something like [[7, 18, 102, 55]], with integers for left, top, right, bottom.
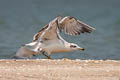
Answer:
[[14, 16, 95, 59]]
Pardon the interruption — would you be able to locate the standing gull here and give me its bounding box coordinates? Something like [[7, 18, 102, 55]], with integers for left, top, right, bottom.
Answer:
[[15, 16, 95, 59]]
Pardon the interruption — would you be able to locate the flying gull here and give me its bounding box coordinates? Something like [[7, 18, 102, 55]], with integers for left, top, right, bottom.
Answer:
[[15, 16, 95, 59]]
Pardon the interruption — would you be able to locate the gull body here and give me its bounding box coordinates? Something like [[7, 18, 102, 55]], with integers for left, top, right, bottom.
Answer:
[[15, 16, 95, 59]]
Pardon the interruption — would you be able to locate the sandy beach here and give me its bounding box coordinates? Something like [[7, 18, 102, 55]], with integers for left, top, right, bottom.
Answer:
[[0, 59, 120, 80]]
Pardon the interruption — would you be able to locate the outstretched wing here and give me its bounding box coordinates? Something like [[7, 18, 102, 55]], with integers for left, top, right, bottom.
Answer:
[[33, 17, 60, 42], [33, 24, 49, 41], [33, 16, 95, 41], [59, 16, 95, 35]]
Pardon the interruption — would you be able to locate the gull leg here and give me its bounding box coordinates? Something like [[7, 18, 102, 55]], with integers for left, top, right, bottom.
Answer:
[[42, 52, 51, 59]]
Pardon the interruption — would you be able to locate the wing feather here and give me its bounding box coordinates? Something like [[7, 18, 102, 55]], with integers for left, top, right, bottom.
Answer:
[[33, 16, 95, 41], [59, 16, 95, 35], [33, 17, 60, 41], [33, 24, 49, 41]]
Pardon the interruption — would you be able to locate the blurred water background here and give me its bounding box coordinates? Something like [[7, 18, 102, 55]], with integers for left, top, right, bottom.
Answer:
[[0, 0, 120, 59]]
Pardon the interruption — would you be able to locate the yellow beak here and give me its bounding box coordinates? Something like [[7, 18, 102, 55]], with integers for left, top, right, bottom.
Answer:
[[78, 48, 85, 51]]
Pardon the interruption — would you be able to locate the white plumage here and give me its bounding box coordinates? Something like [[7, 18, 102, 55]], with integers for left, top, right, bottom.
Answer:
[[15, 16, 95, 59]]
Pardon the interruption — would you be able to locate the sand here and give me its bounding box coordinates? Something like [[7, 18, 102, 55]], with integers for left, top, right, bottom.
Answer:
[[0, 59, 120, 80]]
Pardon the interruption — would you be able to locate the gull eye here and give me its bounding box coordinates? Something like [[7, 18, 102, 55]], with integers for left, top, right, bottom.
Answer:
[[70, 45, 76, 48]]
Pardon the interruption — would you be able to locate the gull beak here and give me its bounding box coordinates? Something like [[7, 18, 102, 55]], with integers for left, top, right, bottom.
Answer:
[[78, 48, 85, 51]]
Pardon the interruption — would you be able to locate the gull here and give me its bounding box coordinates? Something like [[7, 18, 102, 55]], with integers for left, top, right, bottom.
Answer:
[[15, 16, 95, 59]]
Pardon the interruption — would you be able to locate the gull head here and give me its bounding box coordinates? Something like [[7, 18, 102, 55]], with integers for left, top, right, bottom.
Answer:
[[69, 43, 85, 51]]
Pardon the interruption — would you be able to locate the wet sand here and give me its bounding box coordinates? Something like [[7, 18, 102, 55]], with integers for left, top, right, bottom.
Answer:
[[0, 59, 120, 80]]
